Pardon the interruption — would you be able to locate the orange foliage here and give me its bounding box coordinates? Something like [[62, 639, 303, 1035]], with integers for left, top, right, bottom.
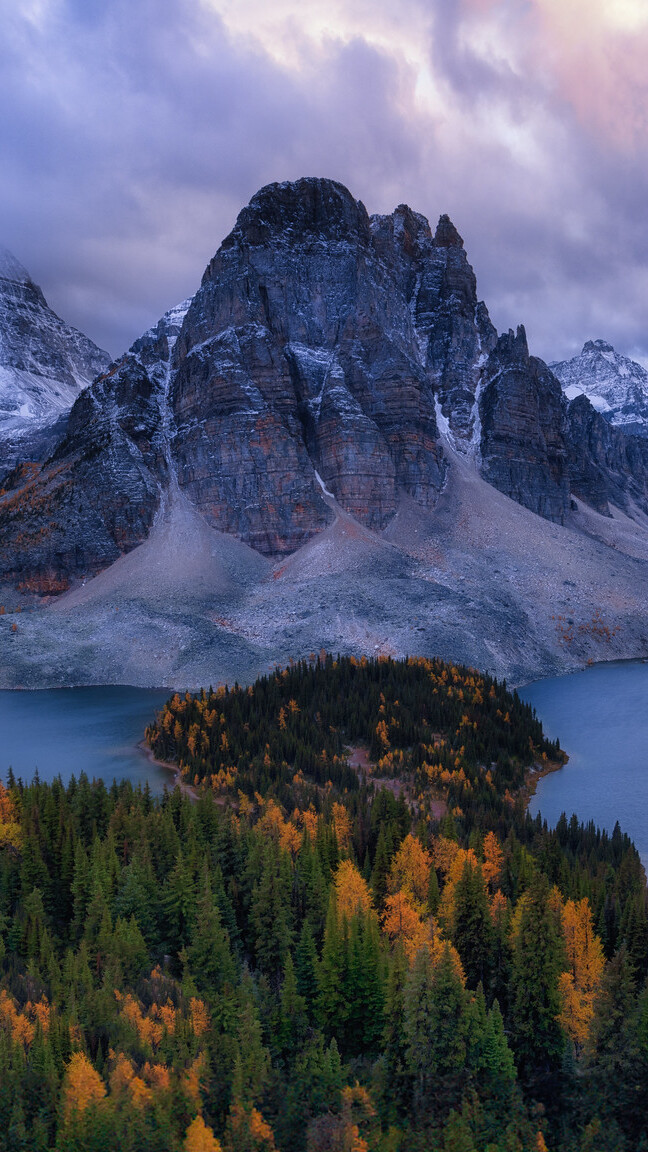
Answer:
[[190, 998, 210, 1037], [298, 806, 319, 841], [184, 1055, 206, 1107], [257, 798, 302, 854], [340, 1082, 376, 1152], [482, 831, 504, 889], [558, 898, 605, 1050], [110, 1053, 153, 1111], [387, 833, 431, 908], [430, 835, 460, 877], [228, 1103, 278, 1151], [142, 1061, 172, 1093], [332, 802, 352, 851], [334, 859, 373, 922], [184, 1115, 223, 1152], [116, 991, 178, 1048], [0, 782, 22, 850], [0, 990, 50, 1047], [381, 891, 431, 962], [62, 1052, 106, 1122], [490, 890, 509, 927]]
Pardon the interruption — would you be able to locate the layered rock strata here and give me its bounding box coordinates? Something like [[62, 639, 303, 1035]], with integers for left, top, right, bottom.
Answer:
[[2, 177, 648, 596], [478, 326, 570, 524]]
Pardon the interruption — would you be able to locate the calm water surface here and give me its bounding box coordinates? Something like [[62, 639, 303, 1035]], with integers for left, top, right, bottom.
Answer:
[[2, 667, 647, 855], [520, 661, 648, 867], [0, 686, 170, 793]]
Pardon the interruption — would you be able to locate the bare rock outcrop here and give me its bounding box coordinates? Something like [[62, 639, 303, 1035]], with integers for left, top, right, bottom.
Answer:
[[479, 326, 570, 524]]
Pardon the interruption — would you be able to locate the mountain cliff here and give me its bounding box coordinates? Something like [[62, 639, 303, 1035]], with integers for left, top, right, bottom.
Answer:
[[2, 178, 648, 687], [0, 248, 110, 483]]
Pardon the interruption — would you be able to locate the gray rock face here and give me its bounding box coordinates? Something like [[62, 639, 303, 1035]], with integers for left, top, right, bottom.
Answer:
[[370, 209, 496, 441], [2, 177, 648, 599], [0, 302, 188, 592], [552, 339, 648, 437], [566, 393, 648, 516], [479, 326, 571, 524], [0, 248, 110, 481], [170, 179, 450, 552]]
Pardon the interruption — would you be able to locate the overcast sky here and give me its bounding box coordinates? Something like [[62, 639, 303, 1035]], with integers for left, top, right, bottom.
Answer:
[[1, 0, 647, 366]]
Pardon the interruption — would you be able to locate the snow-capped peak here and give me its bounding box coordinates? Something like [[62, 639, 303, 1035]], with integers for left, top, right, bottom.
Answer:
[[551, 339, 648, 437], [0, 250, 110, 462], [0, 246, 31, 285]]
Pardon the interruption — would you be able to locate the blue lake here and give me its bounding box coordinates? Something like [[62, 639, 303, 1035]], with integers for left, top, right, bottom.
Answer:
[[0, 685, 171, 793], [1, 666, 647, 866], [520, 661, 648, 868]]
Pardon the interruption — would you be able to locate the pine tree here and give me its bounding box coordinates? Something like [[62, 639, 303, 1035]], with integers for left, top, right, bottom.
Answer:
[[278, 952, 308, 1060], [295, 920, 319, 1019], [187, 867, 237, 997], [250, 840, 293, 986], [510, 874, 566, 1088], [451, 858, 493, 990]]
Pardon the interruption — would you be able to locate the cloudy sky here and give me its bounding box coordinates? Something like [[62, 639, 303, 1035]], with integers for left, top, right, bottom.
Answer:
[[1, 0, 647, 366]]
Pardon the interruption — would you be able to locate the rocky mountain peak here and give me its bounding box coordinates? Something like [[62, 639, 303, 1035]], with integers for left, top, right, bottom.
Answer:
[[583, 339, 614, 354], [219, 177, 372, 255], [0, 248, 110, 484], [497, 325, 530, 362], [0, 246, 33, 286], [433, 214, 464, 248], [552, 338, 648, 437]]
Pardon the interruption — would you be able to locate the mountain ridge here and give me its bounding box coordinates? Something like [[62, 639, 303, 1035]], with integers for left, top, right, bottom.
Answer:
[[2, 178, 648, 686], [0, 246, 110, 483]]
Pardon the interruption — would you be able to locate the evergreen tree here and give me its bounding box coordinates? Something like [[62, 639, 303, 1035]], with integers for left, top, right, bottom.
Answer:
[[510, 874, 565, 1088], [187, 867, 237, 997]]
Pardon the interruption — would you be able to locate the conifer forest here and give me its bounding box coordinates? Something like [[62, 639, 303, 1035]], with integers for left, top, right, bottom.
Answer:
[[1, 654, 647, 1151]]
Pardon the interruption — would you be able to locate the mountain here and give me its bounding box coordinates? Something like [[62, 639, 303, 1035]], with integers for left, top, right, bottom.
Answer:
[[552, 339, 648, 437], [2, 178, 648, 687], [0, 247, 110, 481]]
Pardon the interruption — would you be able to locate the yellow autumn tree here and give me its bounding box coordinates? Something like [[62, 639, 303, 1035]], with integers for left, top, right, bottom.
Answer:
[[558, 898, 605, 1050], [184, 1114, 223, 1152], [0, 782, 21, 850], [482, 831, 504, 890], [382, 891, 431, 962], [437, 847, 481, 933], [387, 833, 432, 908], [430, 834, 460, 878], [227, 1102, 279, 1151], [334, 859, 373, 922], [332, 802, 352, 851], [62, 1052, 107, 1123]]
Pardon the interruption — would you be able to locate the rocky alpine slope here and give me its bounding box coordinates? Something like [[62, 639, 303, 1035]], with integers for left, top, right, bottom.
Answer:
[[2, 178, 648, 687], [0, 248, 110, 484]]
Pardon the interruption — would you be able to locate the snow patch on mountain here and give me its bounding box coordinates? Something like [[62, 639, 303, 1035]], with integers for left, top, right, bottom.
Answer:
[[552, 340, 648, 436], [0, 248, 110, 448]]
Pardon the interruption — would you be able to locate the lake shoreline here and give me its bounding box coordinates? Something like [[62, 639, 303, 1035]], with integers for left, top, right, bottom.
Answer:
[[137, 740, 199, 801], [521, 755, 567, 808]]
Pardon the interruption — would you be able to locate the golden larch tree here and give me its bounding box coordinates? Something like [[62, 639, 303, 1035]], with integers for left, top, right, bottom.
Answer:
[[387, 834, 432, 908], [334, 859, 373, 922], [62, 1052, 107, 1123], [558, 897, 605, 1051], [184, 1114, 223, 1152]]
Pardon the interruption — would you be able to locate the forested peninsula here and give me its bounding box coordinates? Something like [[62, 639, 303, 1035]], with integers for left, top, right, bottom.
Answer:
[[1, 655, 647, 1151]]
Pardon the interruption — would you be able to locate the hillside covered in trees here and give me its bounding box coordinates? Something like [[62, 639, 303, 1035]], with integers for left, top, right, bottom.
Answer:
[[1, 654, 647, 1151]]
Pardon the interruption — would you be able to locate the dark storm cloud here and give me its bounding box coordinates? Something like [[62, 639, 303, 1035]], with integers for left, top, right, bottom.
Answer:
[[0, 0, 647, 367]]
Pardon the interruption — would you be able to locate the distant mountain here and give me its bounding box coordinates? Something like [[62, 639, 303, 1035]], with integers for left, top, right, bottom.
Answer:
[[0, 247, 110, 479], [552, 339, 648, 437]]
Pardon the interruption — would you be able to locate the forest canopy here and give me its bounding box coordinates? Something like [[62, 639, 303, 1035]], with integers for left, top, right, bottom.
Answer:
[[0, 654, 647, 1151]]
